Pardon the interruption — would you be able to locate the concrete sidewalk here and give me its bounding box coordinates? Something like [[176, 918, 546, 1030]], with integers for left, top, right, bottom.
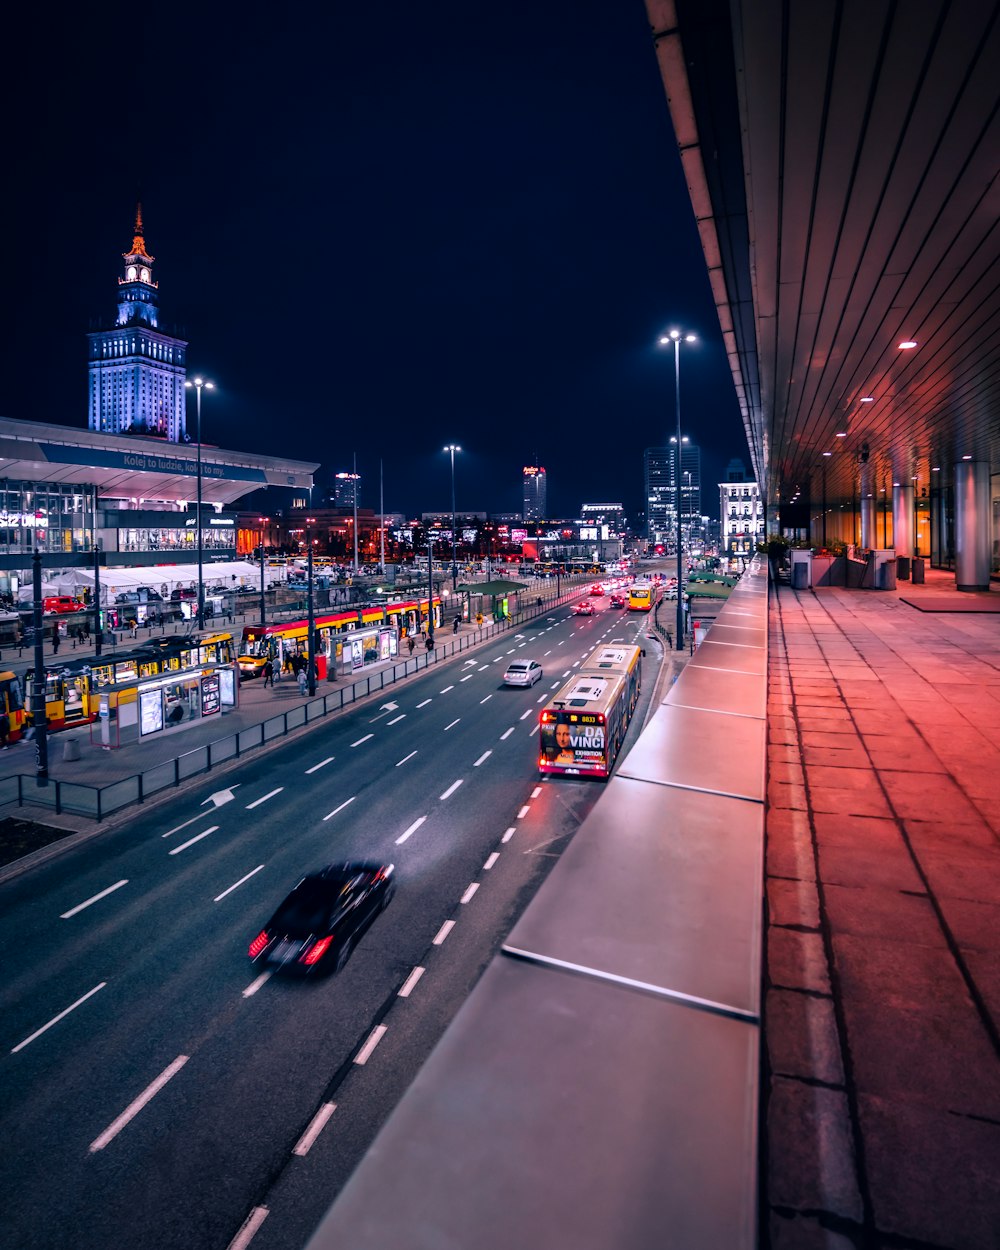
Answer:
[[764, 568, 1000, 1248]]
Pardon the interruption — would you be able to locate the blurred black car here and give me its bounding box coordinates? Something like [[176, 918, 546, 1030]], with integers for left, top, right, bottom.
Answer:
[[248, 861, 395, 976]]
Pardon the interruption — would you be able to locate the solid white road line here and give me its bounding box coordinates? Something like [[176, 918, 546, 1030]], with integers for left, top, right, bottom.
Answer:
[[480, 694, 493, 704], [460, 883, 479, 904], [242, 971, 272, 998], [11, 982, 106, 1054], [305, 757, 335, 774], [214, 865, 265, 902], [226, 1206, 270, 1250], [500, 727, 514, 740], [323, 796, 356, 821], [387, 714, 406, 725], [417, 698, 432, 708], [395, 750, 417, 767], [531, 786, 543, 798], [444, 718, 460, 731], [474, 751, 492, 767], [88, 1054, 189, 1153], [502, 827, 516, 843], [440, 779, 463, 800], [433, 920, 456, 945], [517, 805, 530, 818], [169, 827, 217, 856], [484, 852, 499, 870], [396, 816, 427, 845], [246, 788, 283, 810], [398, 966, 425, 998], [354, 1025, 387, 1066], [293, 1103, 337, 1157], [351, 733, 374, 747], [60, 880, 128, 919]]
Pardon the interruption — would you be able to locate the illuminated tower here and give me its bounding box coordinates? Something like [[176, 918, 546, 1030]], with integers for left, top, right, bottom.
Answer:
[[522, 465, 547, 520], [87, 204, 189, 441]]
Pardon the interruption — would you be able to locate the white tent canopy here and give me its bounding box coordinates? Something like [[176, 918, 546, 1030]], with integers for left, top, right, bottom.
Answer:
[[23, 561, 266, 603]]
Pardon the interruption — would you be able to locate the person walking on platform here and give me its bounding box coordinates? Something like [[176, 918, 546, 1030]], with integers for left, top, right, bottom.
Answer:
[[297, 666, 308, 696], [262, 658, 274, 687], [52, 623, 60, 655]]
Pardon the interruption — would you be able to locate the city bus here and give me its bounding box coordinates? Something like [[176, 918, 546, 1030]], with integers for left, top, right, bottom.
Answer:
[[0, 670, 27, 742], [628, 581, 655, 611], [237, 596, 441, 679], [25, 632, 235, 731], [538, 641, 642, 780]]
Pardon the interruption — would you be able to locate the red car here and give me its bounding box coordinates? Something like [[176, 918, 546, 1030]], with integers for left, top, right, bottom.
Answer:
[[574, 601, 595, 615], [609, 594, 626, 609]]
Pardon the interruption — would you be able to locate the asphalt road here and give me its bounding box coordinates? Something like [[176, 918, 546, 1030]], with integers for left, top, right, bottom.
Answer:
[[0, 597, 659, 1250]]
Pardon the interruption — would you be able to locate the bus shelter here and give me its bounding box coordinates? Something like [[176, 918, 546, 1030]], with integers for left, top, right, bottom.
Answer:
[[91, 660, 238, 749]]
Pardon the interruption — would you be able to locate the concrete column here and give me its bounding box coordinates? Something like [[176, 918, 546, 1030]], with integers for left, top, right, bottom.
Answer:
[[955, 460, 991, 592], [892, 484, 914, 557], [860, 496, 877, 549]]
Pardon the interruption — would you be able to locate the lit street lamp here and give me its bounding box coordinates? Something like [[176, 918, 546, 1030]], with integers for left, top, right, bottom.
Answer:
[[658, 331, 696, 650], [184, 376, 214, 629], [444, 444, 461, 592]]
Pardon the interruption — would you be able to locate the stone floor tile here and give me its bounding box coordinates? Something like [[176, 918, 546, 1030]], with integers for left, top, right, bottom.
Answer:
[[802, 744, 871, 769], [768, 877, 821, 928], [768, 806, 814, 839], [769, 928, 832, 994], [800, 730, 864, 749], [816, 842, 923, 892], [901, 814, 998, 850], [807, 785, 893, 819], [769, 779, 809, 810], [806, 764, 879, 791], [768, 1211, 858, 1249], [767, 1078, 862, 1222], [770, 761, 806, 786], [765, 989, 843, 1085], [877, 770, 990, 825], [822, 882, 944, 945], [934, 895, 1000, 953], [862, 738, 946, 772], [857, 1093, 1000, 1250], [811, 813, 899, 849], [909, 844, 1000, 905]]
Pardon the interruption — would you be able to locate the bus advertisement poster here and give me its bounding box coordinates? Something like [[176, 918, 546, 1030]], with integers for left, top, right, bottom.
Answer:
[[200, 673, 221, 717]]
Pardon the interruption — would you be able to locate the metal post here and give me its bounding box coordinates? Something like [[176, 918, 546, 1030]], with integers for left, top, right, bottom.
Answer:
[[352, 452, 359, 574], [31, 551, 48, 785], [673, 339, 684, 650], [259, 520, 266, 627], [93, 543, 103, 658], [427, 537, 435, 643], [379, 458, 386, 577], [195, 384, 204, 630], [307, 521, 316, 696]]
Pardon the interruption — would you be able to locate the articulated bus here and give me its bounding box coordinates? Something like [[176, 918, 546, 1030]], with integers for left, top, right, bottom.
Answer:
[[538, 641, 642, 779], [238, 596, 442, 679], [0, 671, 27, 741], [628, 581, 655, 611], [26, 632, 235, 731]]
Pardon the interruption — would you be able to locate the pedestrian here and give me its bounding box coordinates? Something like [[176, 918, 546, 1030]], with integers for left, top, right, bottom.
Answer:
[[297, 667, 308, 696], [52, 623, 60, 655], [425, 634, 434, 652], [262, 658, 274, 687], [407, 635, 415, 656], [82, 620, 90, 641], [0, 710, 9, 749], [453, 615, 460, 634]]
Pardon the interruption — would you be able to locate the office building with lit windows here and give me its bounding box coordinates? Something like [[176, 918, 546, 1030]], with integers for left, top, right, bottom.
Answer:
[[522, 465, 547, 520], [720, 459, 764, 565]]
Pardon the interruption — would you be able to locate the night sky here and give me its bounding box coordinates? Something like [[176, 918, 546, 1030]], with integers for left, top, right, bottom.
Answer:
[[4, 2, 746, 522]]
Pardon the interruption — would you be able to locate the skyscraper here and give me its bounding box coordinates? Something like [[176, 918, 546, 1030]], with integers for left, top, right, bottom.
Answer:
[[644, 441, 702, 542], [522, 465, 547, 520], [87, 205, 189, 442], [333, 472, 361, 507]]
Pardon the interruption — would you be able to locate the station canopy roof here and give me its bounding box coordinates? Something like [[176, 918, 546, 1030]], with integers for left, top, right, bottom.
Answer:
[[0, 417, 318, 507], [25, 560, 265, 599]]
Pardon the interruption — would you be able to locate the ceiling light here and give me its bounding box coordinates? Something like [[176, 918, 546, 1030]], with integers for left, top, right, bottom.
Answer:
[[836, 432, 847, 438], [962, 454, 972, 460], [898, 340, 918, 350], [822, 451, 832, 456], [860, 396, 874, 403], [931, 466, 940, 472]]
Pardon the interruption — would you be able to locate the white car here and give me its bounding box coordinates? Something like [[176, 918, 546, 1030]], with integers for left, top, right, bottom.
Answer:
[[504, 660, 543, 687]]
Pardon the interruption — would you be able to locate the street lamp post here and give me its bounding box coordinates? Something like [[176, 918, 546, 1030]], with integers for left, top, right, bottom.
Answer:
[[184, 376, 214, 630], [444, 444, 461, 593], [659, 331, 696, 651], [258, 517, 267, 627]]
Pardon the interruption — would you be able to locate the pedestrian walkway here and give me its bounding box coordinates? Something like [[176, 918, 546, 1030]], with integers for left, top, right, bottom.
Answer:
[[764, 568, 1000, 1248]]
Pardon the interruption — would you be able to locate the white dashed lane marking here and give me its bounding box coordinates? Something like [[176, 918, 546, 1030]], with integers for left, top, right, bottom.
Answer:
[[323, 797, 356, 821], [440, 779, 463, 800], [396, 816, 427, 845], [247, 789, 283, 809], [395, 751, 417, 767], [351, 734, 373, 747], [305, 757, 335, 774]]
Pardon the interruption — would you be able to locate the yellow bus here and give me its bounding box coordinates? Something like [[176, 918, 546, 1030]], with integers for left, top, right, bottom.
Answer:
[[538, 641, 642, 779], [628, 581, 655, 611]]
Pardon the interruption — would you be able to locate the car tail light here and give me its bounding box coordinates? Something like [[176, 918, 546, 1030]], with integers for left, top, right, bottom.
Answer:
[[300, 936, 333, 966], [248, 930, 270, 958]]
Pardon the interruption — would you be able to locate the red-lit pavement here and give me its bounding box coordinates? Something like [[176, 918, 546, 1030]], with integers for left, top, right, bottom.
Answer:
[[764, 569, 1000, 1249]]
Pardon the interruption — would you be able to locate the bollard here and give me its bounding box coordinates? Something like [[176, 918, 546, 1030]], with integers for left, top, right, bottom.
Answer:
[[63, 738, 81, 762]]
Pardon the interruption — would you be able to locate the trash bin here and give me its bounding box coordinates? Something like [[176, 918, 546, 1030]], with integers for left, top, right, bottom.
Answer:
[[62, 738, 81, 762], [792, 562, 809, 589], [879, 558, 897, 590], [896, 555, 911, 580], [912, 557, 925, 584]]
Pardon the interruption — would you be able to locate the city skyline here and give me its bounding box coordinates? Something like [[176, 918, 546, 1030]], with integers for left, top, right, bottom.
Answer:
[[3, 4, 747, 522]]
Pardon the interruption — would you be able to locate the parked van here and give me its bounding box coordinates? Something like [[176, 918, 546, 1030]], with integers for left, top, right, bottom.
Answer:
[[43, 596, 82, 615]]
